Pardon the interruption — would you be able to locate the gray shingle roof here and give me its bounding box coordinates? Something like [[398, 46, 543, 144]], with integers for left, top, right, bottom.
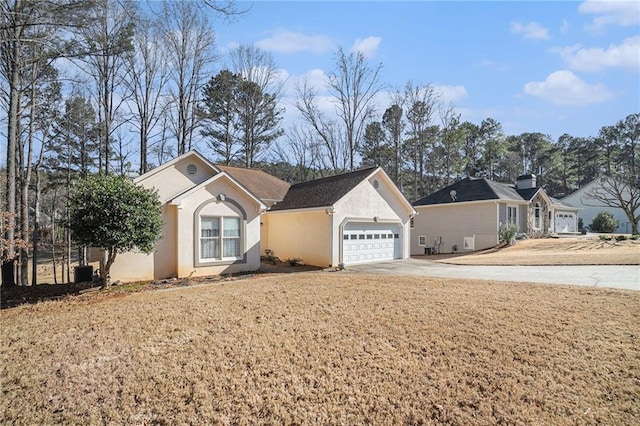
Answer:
[[413, 177, 532, 206], [216, 165, 290, 203], [269, 167, 377, 211]]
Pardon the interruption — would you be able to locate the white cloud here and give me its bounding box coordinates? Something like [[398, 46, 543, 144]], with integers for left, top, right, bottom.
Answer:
[[560, 19, 571, 34], [510, 21, 551, 40], [435, 85, 468, 104], [255, 30, 333, 54], [578, 0, 640, 31], [554, 36, 640, 72], [349, 36, 382, 58], [523, 70, 613, 106]]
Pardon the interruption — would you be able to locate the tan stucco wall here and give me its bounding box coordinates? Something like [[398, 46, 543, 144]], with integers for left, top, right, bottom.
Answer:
[[111, 175, 261, 282], [109, 204, 178, 282], [266, 172, 412, 267], [411, 202, 499, 255], [265, 210, 331, 267], [136, 155, 214, 203], [174, 179, 262, 278], [333, 175, 411, 265]]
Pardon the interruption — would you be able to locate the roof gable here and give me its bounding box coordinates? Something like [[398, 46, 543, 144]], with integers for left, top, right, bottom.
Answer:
[[169, 172, 266, 209], [134, 150, 218, 203], [134, 150, 217, 185], [269, 167, 377, 211], [562, 175, 628, 203], [215, 165, 290, 203]]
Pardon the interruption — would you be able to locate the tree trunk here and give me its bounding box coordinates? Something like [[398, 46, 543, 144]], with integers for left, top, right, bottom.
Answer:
[[2, 30, 20, 287], [101, 247, 116, 288]]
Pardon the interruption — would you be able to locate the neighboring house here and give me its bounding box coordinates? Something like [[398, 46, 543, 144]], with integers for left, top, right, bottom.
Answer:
[[562, 176, 639, 234], [411, 174, 579, 255], [109, 152, 414, 281], [265, 167, 416, 268]]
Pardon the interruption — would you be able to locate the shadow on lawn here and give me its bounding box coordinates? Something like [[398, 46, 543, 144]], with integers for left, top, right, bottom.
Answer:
[[0, 281, 101, 310], [1, 263, 323, 309]]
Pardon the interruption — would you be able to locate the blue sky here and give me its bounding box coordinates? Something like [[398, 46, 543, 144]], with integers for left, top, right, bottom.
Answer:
[[213, 0, 639, 140]]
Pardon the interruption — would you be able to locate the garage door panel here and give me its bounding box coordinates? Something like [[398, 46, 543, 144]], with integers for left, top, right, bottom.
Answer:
[[342, 222, 402, 265]]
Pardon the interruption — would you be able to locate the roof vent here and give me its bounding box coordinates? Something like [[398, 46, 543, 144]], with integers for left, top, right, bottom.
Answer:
[[450, 190, 457, 201], [187, 164, 197, 175]]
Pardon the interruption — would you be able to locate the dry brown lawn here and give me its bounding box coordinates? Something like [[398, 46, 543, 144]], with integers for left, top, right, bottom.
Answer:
[[435, 236, 640, 266], [2, 273, 638, 425]]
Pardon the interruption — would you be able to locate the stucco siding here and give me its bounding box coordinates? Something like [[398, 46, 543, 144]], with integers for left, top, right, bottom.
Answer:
[[265, 210, 331, 267], [137, 156, 214, 203], [110, 204, 178, 282], [333, 176, 411, 265], [175, 180, 261, 278], [109, 252, 154, 282], [411, 202, 498, 255], [111, 175, 261, 282]]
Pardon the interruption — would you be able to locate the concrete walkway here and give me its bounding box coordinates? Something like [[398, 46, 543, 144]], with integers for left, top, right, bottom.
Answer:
[[344, 258, 640, 291]]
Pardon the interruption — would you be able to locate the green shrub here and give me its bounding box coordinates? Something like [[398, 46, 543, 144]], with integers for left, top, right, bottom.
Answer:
[[590, 211, 618, 233], [499, 223, 519, 245], [615, 235, 627, 241], [599, 234, 611, 241], [631, 234, 639, 241]]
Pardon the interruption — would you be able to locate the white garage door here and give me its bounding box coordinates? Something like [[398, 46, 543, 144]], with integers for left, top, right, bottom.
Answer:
[[555, 212, 576, 233], [342, 222, 402, 265]]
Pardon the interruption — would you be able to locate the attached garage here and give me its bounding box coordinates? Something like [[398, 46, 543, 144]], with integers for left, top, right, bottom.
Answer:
[[342, 222, 402, 265], [555, 212, 577, 233], [266, 167, 415, 268]]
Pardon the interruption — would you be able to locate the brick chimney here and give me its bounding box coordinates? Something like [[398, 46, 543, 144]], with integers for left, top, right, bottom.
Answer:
[[516, 174, 537, 189]]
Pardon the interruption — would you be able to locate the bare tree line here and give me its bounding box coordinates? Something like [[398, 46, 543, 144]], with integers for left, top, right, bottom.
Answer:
[[2, 0, 638, 287]]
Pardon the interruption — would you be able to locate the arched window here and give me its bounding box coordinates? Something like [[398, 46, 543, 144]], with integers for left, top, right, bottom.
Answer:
[[534, 203, 541, 229], [195, 197, 246, 266]]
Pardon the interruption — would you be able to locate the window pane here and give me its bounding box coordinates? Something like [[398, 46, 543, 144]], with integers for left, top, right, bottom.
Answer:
[[201, 238, 218, 259], [201, 217, 219, 237], [223, 238, 240, 257], [223, 217, 240, 237], [201, 217, 219, 259]]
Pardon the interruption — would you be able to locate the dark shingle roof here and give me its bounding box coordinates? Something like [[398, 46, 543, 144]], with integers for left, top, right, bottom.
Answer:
[[269, 167, 377, 211], [216, 165, 290, 203], [413, 177, 529, 206]]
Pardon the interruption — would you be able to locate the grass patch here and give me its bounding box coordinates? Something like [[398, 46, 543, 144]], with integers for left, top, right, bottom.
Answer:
[[1, 273, 638, 424]]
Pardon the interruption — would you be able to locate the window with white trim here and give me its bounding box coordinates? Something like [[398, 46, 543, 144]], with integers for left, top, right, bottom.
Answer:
[[507, 205, 518, 226], [534, 202, 541, 229], [418, 235, 426, 246], [200, 216, 242, 261]]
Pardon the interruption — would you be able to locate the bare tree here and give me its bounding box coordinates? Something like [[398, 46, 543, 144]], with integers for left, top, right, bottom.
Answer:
[[1, 0, 88, 285], [404, 82, 440, 198], [436, 103, 463, 186], [76, 0, 137, 175], [327, 48, 383, 170], [584, 176, 640, 235], [125, 14, 170, 175], [295, 76, 349, 173], [274, 125, 322, 182], [161, 0, 216, 156]]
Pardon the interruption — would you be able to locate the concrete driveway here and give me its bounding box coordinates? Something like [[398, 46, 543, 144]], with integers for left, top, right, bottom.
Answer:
[[344, 258, 640, 291]]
